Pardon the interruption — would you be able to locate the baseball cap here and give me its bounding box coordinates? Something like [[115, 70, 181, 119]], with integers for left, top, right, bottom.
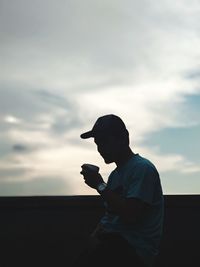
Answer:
[[80, 114, 127, 139]]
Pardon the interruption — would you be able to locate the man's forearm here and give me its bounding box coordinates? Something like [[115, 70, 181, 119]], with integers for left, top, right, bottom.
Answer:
[[98, 187, 145, 223], [99, 188, 126, 215]]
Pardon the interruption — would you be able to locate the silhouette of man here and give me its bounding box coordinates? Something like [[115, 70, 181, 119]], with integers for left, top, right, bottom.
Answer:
[[75, 114, 164, 267]]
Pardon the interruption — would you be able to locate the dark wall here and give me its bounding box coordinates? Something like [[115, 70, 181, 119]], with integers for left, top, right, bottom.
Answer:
[[0, 195, 199, 267]]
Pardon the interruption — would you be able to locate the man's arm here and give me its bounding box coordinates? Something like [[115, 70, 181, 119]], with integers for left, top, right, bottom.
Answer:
[[80, 165, 150, 223], [100, 188, 150, 223]]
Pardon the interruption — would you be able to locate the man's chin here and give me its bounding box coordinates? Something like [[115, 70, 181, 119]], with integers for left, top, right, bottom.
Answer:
[[103, 158, 113, 164]]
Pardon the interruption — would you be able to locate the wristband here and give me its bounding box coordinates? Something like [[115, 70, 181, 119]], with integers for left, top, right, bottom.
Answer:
[[97, 182, 107, 194]]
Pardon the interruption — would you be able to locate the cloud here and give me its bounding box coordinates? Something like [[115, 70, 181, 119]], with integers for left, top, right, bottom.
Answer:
[[160, 169, 200, 195], [135, 145, 200, 174], [1, 0, 199, 91], [12, 144, 27, 153], [0, 176, 70, 196], [74, 84, 200, 145], [0, 85, 84, 175], [0, 0, 200, 194]]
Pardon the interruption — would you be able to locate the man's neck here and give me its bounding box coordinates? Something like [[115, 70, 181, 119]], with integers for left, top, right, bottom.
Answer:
[[115, 148, 135, 168]]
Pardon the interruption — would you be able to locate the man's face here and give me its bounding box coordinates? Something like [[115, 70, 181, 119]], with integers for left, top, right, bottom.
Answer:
[[94, 134, 120, 164]]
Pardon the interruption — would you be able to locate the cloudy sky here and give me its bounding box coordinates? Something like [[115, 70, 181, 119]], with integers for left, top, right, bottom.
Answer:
[[0, 0, 200, 196]]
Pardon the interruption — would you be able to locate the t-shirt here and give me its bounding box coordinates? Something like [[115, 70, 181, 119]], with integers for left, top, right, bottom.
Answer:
[[100, 153, 164, 267]]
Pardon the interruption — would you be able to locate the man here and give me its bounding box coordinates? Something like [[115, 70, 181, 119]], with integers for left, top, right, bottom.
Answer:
[[75, 114, 164, 267]]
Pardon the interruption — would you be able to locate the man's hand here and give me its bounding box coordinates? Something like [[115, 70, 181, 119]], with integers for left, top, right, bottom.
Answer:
[[80, 164, 104, 189]]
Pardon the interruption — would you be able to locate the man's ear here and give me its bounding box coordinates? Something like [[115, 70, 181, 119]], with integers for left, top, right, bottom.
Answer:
[[117, 136, 127, 147], [120, 133, 129, 146]]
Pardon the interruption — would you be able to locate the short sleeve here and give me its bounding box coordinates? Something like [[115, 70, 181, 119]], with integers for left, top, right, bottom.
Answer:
[[126, 163, 159, 205]]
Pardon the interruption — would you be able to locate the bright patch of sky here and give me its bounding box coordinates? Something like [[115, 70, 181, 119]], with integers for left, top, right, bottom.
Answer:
[[0, 0, 200, 195]]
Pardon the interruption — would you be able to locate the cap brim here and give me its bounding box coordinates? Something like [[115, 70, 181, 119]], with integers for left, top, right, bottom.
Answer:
[[80, 130, 94, 139]]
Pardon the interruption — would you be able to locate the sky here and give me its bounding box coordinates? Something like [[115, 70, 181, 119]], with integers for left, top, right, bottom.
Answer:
[[0, 0, 200, 196]]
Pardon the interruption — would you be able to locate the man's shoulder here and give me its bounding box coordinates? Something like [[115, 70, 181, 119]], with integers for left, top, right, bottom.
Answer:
[[133, 154, 156, 168], [130, 154, 160, 178], [109, 154, 159, 179]]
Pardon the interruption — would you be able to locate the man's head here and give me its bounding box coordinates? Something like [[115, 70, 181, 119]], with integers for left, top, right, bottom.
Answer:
[[80, 114, 130, 164]]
